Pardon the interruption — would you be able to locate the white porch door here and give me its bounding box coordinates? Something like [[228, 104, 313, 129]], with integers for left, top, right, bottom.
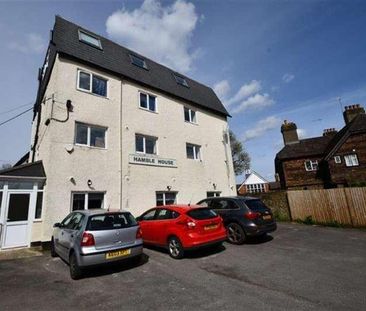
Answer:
[[2, 192, 32, 249]]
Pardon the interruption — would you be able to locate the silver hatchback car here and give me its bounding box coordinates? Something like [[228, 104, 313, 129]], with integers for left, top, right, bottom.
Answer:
[[51, 209, 143, 279]]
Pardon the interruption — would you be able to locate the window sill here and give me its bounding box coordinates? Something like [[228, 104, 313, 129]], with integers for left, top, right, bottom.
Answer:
[[135, 151, 158, 156], [184, 121, 198, 126], [139, 107, 158, 114], [74, 144, 107, 151], [33, 219, 43, 223], [76, 87, 109, 100]]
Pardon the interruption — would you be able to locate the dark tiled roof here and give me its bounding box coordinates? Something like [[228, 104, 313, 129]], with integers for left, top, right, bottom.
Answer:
[[0, 161, 46, 178], [324, 113, 366, 159], [276, 136, 332, 160], [51, 16, 229, 117], [276, 113, 366, 161], [14, 152, 30, 167]]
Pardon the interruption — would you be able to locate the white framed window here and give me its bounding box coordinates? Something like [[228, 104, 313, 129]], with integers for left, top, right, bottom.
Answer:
[[207, 191, 221, 198], [184, 107, 197, 123], [75, 122, 107, 148], [78, 30, 102, 49], [186, 143, 201, 160], [72, 192, 105, 211], [344, 154, 359, 167], [334, 156, 342, 164], [130, 54, 148, 69], [135, 134, 157, 155], [304, 160, 318, 171], [77, 70, 108, 97], [139, 92, 157, 112], [156, 192, 177, 206], [173, 74, 189, 87], [246, 184, 265, 193]]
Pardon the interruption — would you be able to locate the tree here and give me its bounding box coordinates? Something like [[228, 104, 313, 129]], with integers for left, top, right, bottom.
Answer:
[[229, 130, 250, 176], [1, 163, 12, 170]]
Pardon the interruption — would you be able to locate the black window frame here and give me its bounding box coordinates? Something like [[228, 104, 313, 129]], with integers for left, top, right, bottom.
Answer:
[[78, 29, 103, 49], [130, 54, 148, 70], [173, 73, 189, 87]]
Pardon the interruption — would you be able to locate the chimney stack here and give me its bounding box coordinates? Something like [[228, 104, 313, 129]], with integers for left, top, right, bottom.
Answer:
[[343, 104, 365, 124], [323, 128, 337, 137], [281, 120, 299, 145]]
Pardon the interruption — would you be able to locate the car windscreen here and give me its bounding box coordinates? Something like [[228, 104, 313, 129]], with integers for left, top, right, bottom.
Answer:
[[87, 213, 137, 231], [187, 208, 217, 220], [243, 199, 268, 212]]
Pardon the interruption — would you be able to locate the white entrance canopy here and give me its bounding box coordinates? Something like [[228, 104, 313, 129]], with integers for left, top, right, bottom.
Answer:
[[0, 161, 46, 249]]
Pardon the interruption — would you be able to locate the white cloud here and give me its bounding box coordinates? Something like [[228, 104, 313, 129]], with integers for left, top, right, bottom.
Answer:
[[8, 33, 46, 54], [226, 80, 261, 106], [213, 80, 230, 100], [106, 0, 199, 73], [213, 79, 275, 114], [231, 93, 274, 114], [243, 116, 281, 141], [282, 73, 295, 83]]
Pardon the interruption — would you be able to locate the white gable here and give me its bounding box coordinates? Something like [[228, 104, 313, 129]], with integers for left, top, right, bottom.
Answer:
[[243, 172, 268, 185]]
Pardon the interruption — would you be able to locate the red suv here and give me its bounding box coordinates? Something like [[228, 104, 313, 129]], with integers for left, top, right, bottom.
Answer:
[[136, 205, 226, 259]]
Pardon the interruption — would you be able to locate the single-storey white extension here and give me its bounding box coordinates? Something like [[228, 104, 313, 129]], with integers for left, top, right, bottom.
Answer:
[[237, 170, 269, 195], [0, 16, 236, 249]]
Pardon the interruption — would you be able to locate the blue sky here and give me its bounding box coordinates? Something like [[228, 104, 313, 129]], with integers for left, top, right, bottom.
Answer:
[[1, 1, 366, 182]]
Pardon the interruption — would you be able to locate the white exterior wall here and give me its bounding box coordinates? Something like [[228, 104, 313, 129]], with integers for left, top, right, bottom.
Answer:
[[244, 173, 268, 185], [31, 55, 236, 242]]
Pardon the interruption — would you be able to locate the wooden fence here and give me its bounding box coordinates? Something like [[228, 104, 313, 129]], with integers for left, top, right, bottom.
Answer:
[[287, 187, 366, 227]]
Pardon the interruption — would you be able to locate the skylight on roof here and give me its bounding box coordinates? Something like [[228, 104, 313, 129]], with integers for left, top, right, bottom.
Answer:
[[78, 30, 102, 49], [174, 74, 189, 87], [130, 54, 148, 69]]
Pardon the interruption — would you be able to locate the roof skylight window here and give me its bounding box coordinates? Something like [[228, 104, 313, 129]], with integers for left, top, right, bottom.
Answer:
[[174, 74, 189, 87], [78, 30, 102, 49], [130, 54, 148, 69]]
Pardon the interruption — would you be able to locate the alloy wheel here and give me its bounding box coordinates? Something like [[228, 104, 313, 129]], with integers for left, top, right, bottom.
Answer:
[[227, 223, 246, 244], [168, 237, 184, 259]]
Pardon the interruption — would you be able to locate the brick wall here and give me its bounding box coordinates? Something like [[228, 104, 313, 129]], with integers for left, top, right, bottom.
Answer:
[[251, 191, 291, 221], [282, 157, 324, 189], [328, 133, 366, 186]]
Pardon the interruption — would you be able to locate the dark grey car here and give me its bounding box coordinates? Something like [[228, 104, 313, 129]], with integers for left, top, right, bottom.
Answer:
[[51, 209, 143, 279], [197, 196, 277, 244]]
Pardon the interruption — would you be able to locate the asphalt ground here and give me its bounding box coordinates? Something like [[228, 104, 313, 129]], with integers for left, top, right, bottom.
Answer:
[[0, 223, 365, 311]]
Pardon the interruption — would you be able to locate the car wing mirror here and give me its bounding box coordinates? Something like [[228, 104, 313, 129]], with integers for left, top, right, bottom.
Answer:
[[53, 222, 62, 228]]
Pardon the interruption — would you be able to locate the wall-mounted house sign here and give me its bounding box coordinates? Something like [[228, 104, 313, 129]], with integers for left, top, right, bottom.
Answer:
[[129, 154, 177, 168]]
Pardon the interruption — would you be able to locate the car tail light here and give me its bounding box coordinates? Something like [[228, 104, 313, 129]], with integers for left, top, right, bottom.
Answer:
[[136, 227, 142, 239], [244, 211, 261, 220], [81, 232, 95, 247]]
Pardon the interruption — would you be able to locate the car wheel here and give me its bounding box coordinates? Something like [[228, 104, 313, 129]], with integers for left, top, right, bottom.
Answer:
[[50, 238, 57, 258], [227, 223, 246, 245], [69, 252, 82, 280], [168, 237, 184, 259]]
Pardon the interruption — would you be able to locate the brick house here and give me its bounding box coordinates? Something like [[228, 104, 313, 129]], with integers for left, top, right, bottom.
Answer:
[[237, 170, 270, 195], [275, 104, 366, 189]]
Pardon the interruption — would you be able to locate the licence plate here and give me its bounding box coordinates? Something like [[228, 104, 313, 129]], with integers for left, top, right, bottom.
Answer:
[[263, 215, 272, 220], [204, 224, 218, 231], [105, 249, 131, 259]]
